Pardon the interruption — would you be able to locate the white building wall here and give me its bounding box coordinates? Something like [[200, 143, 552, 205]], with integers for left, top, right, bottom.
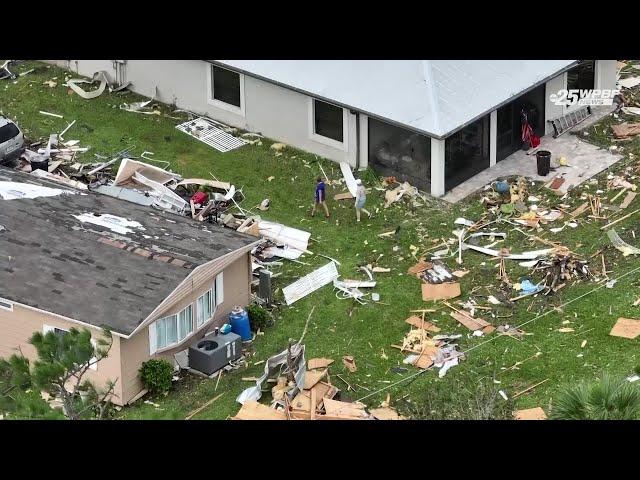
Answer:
[[44, 60, 358, 168], [544, 73, 567, 135], [595, 60, 617, 91]]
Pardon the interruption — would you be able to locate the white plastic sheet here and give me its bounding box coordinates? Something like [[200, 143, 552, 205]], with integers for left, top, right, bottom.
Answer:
[[340, 162, 358, 197], [282, 261, 339, 305]]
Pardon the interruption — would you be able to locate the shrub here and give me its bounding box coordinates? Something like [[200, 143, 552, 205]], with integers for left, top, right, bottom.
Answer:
[[634, 365, 640, 376], [247, 304, 272, 332], [139, 359, 173, 395], [550, 373, 640, 420]]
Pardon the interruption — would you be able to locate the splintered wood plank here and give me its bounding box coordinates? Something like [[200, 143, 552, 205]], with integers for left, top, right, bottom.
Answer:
[[450, 311, 492, 331], [303, 369, 328, 390], [620, 191, 637, 209], [570, 202, 590, 218], [405, 315, 441, 332], [308, 358, 334, 370], [333, 192, 354, 201], [610, 318, 640, 339], [233, 401, 287, 420], [514, 407, 547, 420], [408, 260, 433, 276]]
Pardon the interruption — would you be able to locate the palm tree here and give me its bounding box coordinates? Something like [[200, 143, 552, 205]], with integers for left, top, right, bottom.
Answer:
[[550, 373, 640, 420]]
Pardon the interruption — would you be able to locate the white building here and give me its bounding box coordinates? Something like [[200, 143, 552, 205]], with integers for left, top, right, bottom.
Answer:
[[47, 60, 617, 197]]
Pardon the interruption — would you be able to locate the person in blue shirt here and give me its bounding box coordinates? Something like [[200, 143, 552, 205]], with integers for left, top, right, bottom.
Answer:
[[311, 176, 330, 218]]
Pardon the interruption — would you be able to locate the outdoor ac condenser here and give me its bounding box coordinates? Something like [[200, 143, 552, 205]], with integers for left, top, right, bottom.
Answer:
[[188, 332, 242, 376]]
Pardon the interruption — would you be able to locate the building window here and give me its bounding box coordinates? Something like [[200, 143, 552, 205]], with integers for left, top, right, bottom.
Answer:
[[154, 304, 195, 351], [313, 99, 344, 143], [196, 287, 214, 327], [211, 65, 241, 108], [0, 297, 13, 311], [567, 60, 595, 95]]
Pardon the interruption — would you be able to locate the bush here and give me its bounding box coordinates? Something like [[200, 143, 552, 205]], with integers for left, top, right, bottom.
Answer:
[[139, 359, 173, 395], [550, 373, 640, 420], [635, 365, 640, 376], [247, 304, 272, 332]]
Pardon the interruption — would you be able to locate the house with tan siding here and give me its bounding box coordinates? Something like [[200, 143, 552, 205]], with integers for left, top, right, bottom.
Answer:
[[0, 168, 260, 405]]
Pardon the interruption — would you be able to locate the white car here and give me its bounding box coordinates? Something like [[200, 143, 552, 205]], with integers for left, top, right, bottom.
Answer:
[[0, 117, 25, 164]]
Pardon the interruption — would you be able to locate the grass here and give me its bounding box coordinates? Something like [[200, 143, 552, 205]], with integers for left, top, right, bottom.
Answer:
[[2, 61, 640, 420]]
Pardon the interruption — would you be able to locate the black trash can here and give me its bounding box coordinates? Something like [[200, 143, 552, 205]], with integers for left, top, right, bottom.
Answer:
[[536, 150, 551, 176]]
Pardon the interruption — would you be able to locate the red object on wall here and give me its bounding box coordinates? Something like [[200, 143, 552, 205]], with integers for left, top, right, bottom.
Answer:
[[191, 191, 209, 205]]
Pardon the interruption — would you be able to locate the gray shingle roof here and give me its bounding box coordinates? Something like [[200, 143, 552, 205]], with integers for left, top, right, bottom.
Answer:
[[0, 168, 258, 335]]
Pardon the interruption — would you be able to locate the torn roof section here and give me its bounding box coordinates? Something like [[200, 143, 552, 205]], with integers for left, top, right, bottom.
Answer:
[[213, 60, 578, 138], [0, 168, 260, 336]]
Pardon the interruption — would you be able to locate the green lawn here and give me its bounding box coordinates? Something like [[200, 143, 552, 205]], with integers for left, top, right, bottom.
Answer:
[[2, 61, 640, 420]]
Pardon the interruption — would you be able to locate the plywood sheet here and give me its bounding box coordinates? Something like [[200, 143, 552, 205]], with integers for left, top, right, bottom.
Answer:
[[620, 191, 637, 209], [323, 398, 368, 418], [422, 282, 461, 301], [308, 358, 334, 370], [303, 369, 327, 390], [610, 318, 640, 339], [233, 401, 287, 420], [514, 407, 547, 420]]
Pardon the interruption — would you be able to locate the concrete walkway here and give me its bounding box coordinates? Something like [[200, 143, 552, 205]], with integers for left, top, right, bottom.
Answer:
[[442, 106, 622, 203]]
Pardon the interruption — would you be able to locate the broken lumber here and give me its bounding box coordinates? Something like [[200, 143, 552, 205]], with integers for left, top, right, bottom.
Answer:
[[600, 208, 640, 230]]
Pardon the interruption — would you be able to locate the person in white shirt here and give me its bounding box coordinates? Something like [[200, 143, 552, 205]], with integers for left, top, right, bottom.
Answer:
[[354, 178, 371, 222]]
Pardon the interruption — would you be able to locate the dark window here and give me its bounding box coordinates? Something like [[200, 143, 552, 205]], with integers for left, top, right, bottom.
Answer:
[[53, 328, 68, 338], [0, 123, 20, 144], [212, 66, 241, 108], [368, 118, 431, 192], [567, 60, 595, 94], [445, 115, 490, 191], [314, 100, 343, 142]]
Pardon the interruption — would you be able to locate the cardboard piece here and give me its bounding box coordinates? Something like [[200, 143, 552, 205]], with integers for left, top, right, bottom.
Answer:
[[610, 318, 640, 339], [421, 282, 461, 301], [405, 315, 441, 332], [612, 122, 640, 139], [514, 407, 547, 420]]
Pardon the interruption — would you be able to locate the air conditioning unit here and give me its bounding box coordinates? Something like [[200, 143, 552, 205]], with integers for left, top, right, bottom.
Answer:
[[188, 332, 242, 376]]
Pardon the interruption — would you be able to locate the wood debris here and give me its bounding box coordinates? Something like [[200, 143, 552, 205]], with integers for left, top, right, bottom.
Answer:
[[612, 122, 640, 139], [342, 355, 357, 373], [610, 318, 640, 339], [514, 407, 547, 420], [308, 358, 334, 370]]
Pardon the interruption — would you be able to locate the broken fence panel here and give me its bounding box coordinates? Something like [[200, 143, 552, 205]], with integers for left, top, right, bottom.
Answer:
[[283, 261, 339, 305]]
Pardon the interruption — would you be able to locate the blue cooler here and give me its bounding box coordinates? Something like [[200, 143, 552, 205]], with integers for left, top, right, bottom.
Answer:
[[229, 306, 252, 341]]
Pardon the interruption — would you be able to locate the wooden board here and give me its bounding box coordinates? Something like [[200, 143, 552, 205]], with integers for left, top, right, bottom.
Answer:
[[620, 191, 637, 210], [303, 369, 327, 390], [612, 122, 640, 139], [232, 401, 287, 420], [570, 202, 590, 218], [422, 282, 460, 301], [413, 347, 437, 369], [610, 317, 640, 339], [514, 407, 547, 420], [450, 311, 491, 330], [405, 315, 441, 332], [548, 177, 565, 190], [323, 398, 368, 419], [291, 382, 336, 411], [408, 260, 432, 276], [334, 192, 355, 201], [370, 407, 403, 420], [308, 358, 334, 370]]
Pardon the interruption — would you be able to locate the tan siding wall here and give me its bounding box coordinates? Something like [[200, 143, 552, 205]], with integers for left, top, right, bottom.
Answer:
[[0, 304, 124, 404], [118, 253, 251, 404]]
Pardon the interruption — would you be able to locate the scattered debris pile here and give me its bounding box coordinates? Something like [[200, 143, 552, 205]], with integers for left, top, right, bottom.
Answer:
[[233, 346, 402, 420]]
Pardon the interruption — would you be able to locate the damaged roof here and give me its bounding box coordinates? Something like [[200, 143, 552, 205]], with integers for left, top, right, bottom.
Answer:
[[212, 60, 578, 138], [0, 168, 259, 336]]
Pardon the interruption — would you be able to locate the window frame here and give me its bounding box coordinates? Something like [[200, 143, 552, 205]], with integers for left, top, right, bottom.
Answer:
[[196, 286, 215, 328], [0, 297, 14, 311], [207, 64, 245, 117], [308, 98, 349, 151]]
